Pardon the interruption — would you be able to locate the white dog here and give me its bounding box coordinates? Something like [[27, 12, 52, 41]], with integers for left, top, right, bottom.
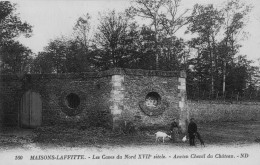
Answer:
[[182, 135, 187, 142], [155, 131, 171, 143]]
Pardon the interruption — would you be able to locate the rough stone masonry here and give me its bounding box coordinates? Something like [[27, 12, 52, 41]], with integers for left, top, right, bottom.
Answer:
[[0, 68, 188, 132]]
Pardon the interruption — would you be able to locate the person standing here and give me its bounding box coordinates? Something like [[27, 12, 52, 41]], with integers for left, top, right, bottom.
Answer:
[[170, 118, 179, 142], [188, 118, 197, 146]]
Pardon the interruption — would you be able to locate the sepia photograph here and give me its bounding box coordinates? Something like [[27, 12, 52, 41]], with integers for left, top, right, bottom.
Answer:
[[0, 0, 260, 164]]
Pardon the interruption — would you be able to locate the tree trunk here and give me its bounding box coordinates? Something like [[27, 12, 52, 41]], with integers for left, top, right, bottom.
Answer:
[[208, 37, 214, 95], [223, 59, 226, 94], [223, 37, 229, 94], [155, 22, 159, 70]]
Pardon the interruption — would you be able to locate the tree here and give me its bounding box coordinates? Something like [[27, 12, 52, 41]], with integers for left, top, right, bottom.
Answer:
[[46, 38, 68, 73], [127, 0, 189, 69], [0, 1, 32, 44], [93, 10, 139, 70], [31, 51, 54, 74], [159, 36, 186, 71], [187, 4, 224, 94], [254, 59, 260, 93], [128, 26, 157, 70], [66, 39, 93, 72], [0, 1, 33, 74], [73, 13, 91, 50], [186, 2, 254, 100], [32, 37, 93, 74], [0, 40, 32, 74], [221, 0, 252, 93], [226, 55, 256, 95]]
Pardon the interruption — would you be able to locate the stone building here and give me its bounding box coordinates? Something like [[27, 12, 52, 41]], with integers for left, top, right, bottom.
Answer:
[[0, 68, 188, 131]]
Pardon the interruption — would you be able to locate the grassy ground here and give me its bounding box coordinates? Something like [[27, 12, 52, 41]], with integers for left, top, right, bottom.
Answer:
[[0, 121, 259, 149], [198, 121, 260, 144]]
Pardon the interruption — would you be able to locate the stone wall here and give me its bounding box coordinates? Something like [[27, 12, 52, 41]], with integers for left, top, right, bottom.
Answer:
[[40, 76, 112, 128], [188, 101, 260, 123], [2, 68, 259, 131], [110, 68, 187, 131], [123, 75, 179, 126], [0, 75, 23, 127], [0, 68, 186, 130], [0, 73, 113, 128]]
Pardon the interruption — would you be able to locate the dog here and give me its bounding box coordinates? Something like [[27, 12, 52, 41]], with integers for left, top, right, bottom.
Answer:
[[182, 134, 205, 146], [182, 135, 187, 142], [195, 132, 205, 146], [155, 131, 171, 143]]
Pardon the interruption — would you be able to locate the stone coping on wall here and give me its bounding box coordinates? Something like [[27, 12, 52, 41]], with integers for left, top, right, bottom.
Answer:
[[0, 68, 184, 81]]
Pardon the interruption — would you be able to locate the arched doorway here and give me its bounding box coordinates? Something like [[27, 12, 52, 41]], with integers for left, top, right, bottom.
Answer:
[[20, 90, 42, 128]]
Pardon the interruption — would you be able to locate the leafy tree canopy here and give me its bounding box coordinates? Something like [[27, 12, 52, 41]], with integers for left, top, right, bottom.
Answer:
[[0, 1, 32, 44]]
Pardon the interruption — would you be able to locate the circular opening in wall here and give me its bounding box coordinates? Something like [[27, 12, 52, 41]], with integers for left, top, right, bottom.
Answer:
[[145, 92, 161, 108], [65, 93, 80, 109]]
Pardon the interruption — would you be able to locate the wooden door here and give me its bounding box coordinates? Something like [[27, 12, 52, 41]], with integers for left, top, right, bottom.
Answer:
[[20, 90, 42, 128]]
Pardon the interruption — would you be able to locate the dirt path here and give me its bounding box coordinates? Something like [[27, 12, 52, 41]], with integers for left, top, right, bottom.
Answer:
[[0, 121, 259, 150], [1, 121, 260, 165]]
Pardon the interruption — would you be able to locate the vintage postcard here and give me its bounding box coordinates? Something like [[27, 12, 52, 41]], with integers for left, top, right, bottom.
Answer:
[[0, 0, 260, 165]]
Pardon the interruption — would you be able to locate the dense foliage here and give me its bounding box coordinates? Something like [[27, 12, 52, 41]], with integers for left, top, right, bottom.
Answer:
[[1, 0, 259, 100], [0, 1, 32, 74]]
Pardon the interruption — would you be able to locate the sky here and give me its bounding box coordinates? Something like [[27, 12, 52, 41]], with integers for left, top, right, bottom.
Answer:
[[11, 0, 260, 63]]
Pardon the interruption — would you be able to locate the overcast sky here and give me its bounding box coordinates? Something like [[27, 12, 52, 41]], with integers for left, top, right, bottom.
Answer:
[[11, 0, 260, 63]]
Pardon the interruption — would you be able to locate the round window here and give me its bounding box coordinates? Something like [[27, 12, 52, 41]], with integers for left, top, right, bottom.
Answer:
[[65, 93, 80, 109], [145, 92, 161, 107], [139, 91, 168, 116]]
